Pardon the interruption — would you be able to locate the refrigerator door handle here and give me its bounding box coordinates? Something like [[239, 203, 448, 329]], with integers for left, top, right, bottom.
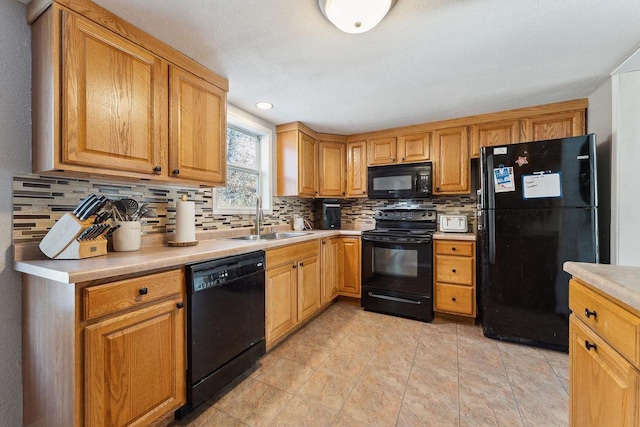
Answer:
[[488, 210, 496, 263]]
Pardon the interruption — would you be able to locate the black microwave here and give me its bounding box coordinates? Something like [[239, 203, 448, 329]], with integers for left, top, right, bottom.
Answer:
[[367, 162, 432, 199]]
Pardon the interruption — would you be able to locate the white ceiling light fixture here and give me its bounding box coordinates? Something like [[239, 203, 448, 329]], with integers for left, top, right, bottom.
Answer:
[[319, 0, 396, 34], [255, 101, 273, 110]]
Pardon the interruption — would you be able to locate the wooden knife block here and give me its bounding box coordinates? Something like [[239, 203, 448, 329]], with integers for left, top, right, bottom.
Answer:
[[39, 213, 108, 259]]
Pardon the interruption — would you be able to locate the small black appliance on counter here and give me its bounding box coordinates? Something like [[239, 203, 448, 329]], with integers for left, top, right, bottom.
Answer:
[[316, 199, 341, 229]]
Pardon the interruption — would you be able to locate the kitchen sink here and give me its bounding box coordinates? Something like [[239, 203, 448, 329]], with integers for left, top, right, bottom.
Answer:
[[230, 232, 310, 241]]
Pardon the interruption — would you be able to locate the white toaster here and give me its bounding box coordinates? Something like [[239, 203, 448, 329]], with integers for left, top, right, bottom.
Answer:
[[439, 215, 468, 233]]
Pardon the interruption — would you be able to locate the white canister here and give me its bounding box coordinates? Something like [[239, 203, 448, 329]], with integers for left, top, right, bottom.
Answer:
[[112, 221, 142, 252], [293, 215, 304, 231]]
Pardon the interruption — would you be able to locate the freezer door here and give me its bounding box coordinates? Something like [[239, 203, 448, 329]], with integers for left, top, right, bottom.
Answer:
[[481, 207, 598, 351], [481, 134, 597, 209]]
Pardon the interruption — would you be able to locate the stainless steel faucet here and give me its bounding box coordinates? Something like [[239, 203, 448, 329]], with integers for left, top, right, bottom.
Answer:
[[255, 196, 264, 236]]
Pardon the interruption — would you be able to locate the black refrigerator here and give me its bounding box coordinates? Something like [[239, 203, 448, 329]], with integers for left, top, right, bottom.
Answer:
[[479, 134, 599, 352]]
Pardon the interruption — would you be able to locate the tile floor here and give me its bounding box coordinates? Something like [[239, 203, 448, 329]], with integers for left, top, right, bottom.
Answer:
[[174, 301, 569, 426]]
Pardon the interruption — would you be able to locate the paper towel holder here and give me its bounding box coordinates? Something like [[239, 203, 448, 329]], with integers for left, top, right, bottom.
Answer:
[[168, 194, 199, 247]]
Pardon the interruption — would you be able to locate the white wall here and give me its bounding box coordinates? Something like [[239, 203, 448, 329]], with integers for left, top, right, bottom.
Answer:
[[587, 80, 612, 263], [0, 0, 31, 424], [612, 69, 640, 266]]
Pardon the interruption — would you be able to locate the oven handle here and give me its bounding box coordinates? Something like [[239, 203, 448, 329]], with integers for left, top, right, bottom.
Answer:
[[367, 292, 422, 305]]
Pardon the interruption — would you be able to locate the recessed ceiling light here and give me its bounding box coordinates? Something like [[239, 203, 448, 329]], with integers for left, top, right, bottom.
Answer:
[[255, 101, 273, 110]]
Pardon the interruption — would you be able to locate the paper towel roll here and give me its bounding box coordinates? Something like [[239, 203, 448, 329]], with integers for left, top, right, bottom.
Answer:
[[175, 196, 196, 243]]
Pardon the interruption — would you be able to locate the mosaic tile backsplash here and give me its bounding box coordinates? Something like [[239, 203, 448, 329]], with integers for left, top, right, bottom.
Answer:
[[12, 174, 477, 242]]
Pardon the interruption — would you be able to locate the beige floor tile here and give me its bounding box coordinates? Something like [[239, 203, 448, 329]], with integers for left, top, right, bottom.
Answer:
[[340, 374, 404, 427], [250, 355, 316, 393], [181, 300, 570, 426], [397, 394, 459, 427], [213, 377, 293, 427], [271, 396, 338, 426], [320, 348, 370, 380], [297, 369, 358, 411]]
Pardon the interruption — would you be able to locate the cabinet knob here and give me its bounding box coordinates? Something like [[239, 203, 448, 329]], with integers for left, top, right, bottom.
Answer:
[[139, 287, 148, 295], [293, 264, 297, 269], [176, 302, 184, 309], [392, 158, 396, 162], [322, 241, 326, 245], [173, 169, 180, 175], [584, 340, 597, 351], [362, 190, 366, 194], [342, 192, 345, 195], [585, 308, 597, 319], [452, 297, 456, 302], [452, 269, 456, 273], [300, 262, 304, 267], [153, 166, 161, 173], [436, 187, 440, 191], [402, 157, 405, 161], [452, 247, 457, 251]]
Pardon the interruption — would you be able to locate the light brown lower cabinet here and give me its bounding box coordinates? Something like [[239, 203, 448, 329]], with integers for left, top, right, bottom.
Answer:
[[265, 241, 321, 348], [23, 269, 186, 427], [339, 237, 361, 298], [568, 277, 640, 427], [433, 239, 476, 317]]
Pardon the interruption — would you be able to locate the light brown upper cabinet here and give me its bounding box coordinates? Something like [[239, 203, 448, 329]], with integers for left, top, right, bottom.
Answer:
[[367, 133, 431, 166], [60, 12, 166, 175], [368, 136, 398, 165], [347, 140, 368, 197], [521, 110, 585, 142], [169, 66, 227, 183], [398, 132, 431, 163], [277, 129, 318, 198], [318, 141, 346, 197], [470, 120, 520, 159], [31, 2, 228, 187], [433, 126, 470, 194]]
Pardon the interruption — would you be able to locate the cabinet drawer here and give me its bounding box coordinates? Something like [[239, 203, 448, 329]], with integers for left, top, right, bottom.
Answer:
[[435, 255, 473, 285], [569, 279, 640, 369], [266, 241, 318, 269], [435, 283, 474, 316], [435, 240, 474, 257], [84, 269, 183, 320]]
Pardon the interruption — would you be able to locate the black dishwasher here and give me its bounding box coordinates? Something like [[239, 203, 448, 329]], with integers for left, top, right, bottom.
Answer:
[[177, 251, 266, 418]]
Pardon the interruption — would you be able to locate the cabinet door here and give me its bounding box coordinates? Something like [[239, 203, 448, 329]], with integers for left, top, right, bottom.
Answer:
[[169, 66, 227, 184], [266, 263, 298, 344], [85, 299, 185, 427], [62, 12, 165, 175], [321, 238, 340, 304], [433, 126, 470, 194], [339, 237, 361, 297], [368, 137, 397, 165], [570, 316, 640, 427], [318, 142, 346, 197], [470, 119, 520, 159], [298, 132, 318, 197], [298, 255, 321, 321], [347, 140, 368, 197], [398, 133, 431, 163], [522, 110, 585, 142]]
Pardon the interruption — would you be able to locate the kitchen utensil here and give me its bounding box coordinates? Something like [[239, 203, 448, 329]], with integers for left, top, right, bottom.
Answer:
[[73, 194, 97, 217], [120, 198, 139, 219], [293, 215, 304, 231]]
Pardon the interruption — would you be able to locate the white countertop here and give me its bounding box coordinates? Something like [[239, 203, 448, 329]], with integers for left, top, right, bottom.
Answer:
[[433, 231, 476, 241], [14, 228, 366, 284], [564, 262, 640, 313]]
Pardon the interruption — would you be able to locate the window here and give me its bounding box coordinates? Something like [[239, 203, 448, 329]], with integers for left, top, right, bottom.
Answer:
[[214, 107, 273, 214]]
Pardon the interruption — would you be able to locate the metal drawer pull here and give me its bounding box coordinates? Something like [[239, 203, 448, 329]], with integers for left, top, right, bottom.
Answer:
[[368, 292, 421, 305], [176, 302, 184, 309], [139, 287, 148, 295], [585, 308, 597, 319], [585, 340, 597, 351]]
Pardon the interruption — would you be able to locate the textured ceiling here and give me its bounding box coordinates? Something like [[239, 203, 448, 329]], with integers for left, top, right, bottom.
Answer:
[[91, 0, 640, 134]]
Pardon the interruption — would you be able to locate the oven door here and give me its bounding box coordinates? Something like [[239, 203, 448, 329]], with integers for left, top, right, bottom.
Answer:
[[361, 234, 433, 296]]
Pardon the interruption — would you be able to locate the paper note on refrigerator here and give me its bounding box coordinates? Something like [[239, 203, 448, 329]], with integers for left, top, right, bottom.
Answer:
[[522, 172, 562, 199], [493, 166, 515, 193]]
